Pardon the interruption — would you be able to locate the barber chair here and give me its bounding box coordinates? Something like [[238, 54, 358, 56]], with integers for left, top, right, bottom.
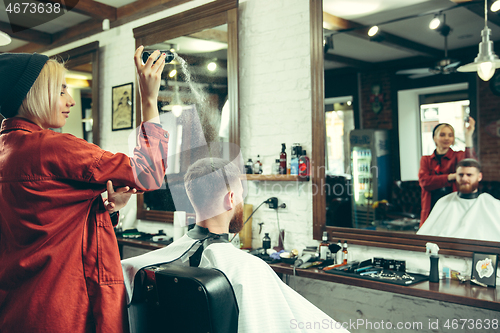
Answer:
[[374, 180, 421, 231], [128, 264, 239, 333], [479, 180, 500, 200], [325, 175, 353, 228]]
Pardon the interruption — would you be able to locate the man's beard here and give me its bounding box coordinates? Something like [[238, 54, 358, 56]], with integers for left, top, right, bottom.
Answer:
[[229, 203, 244, 234], [458, 179, 479, 194]]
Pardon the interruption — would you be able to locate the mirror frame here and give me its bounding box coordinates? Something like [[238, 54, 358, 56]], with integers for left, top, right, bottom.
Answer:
[[55, 42, 100, 146], [310, 0, 500, 257], [133, 0, 239, 223]]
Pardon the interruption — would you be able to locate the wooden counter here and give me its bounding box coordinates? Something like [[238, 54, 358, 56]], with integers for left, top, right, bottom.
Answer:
[[270, 263, 500, 312], [117, 238, 500, 312]]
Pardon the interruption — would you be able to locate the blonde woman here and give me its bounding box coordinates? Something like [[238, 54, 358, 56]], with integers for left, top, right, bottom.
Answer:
[[0, 47, 169, 333], [418, 119, 476, 226]]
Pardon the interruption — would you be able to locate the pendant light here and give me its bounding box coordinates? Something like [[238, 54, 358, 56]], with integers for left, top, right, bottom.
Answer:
[[457, 0, 500, 81], [0, 31, 11, 46]]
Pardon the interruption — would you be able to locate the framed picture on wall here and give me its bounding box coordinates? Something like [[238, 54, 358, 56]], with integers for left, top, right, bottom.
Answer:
[[471, 252, 498, 287], [112, 82, 133, 131]]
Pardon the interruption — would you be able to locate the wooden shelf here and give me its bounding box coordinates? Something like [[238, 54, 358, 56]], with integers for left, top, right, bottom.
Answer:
[[243, 174, 309, 181]]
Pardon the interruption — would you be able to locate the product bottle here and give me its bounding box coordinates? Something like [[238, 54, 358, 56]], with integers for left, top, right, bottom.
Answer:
[[290, 144, 300, 175], [272, 159, 280, 175], [245, 158, 253, 174], [262, 233, 271, 252], [336, 240, 343, 264], [253, 155, 262, 174], [279, 144, 287, 175], [343, 241, 348, 264], [298, 150, 310, 178], [429, 255, 439, 283], [319, 231, 330, 260]]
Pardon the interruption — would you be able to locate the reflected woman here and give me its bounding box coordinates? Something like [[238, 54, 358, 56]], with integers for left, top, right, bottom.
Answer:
[[418, 119, 476, 226]]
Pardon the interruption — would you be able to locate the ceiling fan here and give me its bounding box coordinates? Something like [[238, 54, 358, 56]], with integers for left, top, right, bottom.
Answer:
[[396, 17, 460, 79]]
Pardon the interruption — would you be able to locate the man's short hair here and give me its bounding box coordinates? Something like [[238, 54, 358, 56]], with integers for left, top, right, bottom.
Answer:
[[184, 158, 241, 211], [456, 158, 481, 172]]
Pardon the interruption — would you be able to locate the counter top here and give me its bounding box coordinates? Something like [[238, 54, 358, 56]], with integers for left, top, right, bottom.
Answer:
[[117, 238, 500, 312], [270, 263, 500, 311]]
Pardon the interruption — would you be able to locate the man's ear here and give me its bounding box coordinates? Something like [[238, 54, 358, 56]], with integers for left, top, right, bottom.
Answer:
[[223, 191, 235, 210], [478, 172, 483, 182]]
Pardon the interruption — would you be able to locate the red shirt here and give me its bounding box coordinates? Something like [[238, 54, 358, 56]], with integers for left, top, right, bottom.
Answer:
[[0, 118, 169, 333], [418, 147, 474, 226]]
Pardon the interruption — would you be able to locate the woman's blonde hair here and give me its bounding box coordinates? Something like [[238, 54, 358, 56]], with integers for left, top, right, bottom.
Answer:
[[433, 123, 455, 145], [17, 59, 67, 125]]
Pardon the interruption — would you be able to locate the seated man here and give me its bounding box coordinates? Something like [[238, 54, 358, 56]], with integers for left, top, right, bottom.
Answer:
[[122, 158, 349, 333], [417, 158, 500, 241]]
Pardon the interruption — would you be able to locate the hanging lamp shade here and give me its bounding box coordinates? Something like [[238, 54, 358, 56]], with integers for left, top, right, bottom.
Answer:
[[0, 31, 11, 46], [457, 27, 500, 81], [457, 0, 500, 81]]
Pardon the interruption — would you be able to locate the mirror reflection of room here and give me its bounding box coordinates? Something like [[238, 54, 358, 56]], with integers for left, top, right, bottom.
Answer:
[[60, 65, 94, 143], [141, 24, 229, 215]]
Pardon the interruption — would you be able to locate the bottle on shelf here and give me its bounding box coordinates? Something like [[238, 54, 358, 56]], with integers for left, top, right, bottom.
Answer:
[[290, 143, 301, 175], [319, 231, 330, 260], [343, 241, 348, 264], [245, 158, 254, 174], [262, 233, 271, 252], [298, 150, 310, 178], [272, 159, 280, 175], [279, 143, 287, 175], [253, 155, 262, 174], [336, 240, 343, 264]]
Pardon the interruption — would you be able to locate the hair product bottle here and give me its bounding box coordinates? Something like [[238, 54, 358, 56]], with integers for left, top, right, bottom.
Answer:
[[319, 231, 330, 260], [262, 233, 271, 252], [279, 144, 287, 175], [298, 150, 310, 178], [343, 241, 348, 264], [253, 155, 262, 174], [336, 240, 343, 264]]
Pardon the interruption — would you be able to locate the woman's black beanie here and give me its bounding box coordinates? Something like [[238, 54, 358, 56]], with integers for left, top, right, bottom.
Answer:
[[0, 52, 49, 118]]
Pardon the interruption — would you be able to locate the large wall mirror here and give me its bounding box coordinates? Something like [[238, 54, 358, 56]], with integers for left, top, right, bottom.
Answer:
[[310, 0, 500, 257], [134, 0, 239, 223], [55, 42, 100, 146]]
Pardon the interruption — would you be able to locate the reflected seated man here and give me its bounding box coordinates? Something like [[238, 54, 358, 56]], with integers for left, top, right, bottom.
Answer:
[[122, 158, 349, 333], [417, 158, 500, 241]]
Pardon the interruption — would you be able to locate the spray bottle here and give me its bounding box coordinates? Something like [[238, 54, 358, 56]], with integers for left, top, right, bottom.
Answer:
[[426, 242, 440, 283]]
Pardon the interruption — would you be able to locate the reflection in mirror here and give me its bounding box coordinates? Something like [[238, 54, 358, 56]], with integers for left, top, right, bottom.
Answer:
[[60, 66, 94, 143], [141, 24, 230, 218], [52, 42, 100, 146]]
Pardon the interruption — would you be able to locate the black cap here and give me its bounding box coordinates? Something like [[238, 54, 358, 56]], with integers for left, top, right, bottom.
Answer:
[[0, 52, 49, 118]]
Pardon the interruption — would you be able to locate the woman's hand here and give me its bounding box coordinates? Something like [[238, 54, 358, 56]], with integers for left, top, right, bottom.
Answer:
[[105, 180, 137, 213], [465, 116, 475, 137], [134, 46, 167, 122], [464, 116, 475, 147], [447, 173, 456, 182]]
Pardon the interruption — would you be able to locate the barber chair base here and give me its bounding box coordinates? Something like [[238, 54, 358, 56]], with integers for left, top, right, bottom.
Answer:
[[128, 265, 239, 333]]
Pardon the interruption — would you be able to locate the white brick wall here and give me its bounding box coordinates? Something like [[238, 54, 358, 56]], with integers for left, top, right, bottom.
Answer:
[[239, 0, 315, 252]]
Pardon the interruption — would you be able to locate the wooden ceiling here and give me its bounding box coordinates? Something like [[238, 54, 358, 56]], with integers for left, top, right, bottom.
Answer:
[[0, 0, 193, 54]]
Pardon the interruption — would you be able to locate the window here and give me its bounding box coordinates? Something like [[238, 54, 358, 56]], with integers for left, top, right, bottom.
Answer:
[[325, 97, 355, 176], [420, 99, 469, 156]]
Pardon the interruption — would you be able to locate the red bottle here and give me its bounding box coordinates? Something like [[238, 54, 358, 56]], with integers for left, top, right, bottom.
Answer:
[[298, 150, 310, 179], [279, 143, 287, 175]]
